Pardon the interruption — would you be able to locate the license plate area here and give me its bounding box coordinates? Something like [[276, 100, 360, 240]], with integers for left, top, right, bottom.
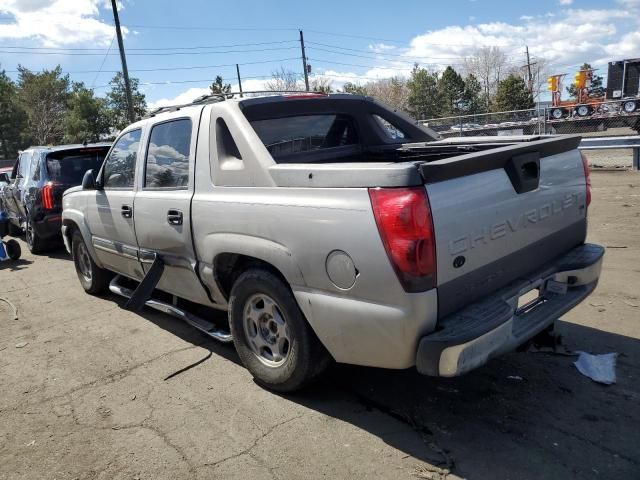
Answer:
[[515, 288, 545, 316]]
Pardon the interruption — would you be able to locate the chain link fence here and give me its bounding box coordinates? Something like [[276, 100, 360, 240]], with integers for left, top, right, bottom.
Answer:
[[421, 99, 640, 168]]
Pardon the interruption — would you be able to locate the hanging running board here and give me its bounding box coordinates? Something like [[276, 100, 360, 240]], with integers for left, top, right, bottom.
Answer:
[[125, 254, 165, 311], [109, 275, 233, 343]]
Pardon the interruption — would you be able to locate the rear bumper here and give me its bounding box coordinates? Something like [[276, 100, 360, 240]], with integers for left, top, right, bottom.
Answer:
[[33, 214, 62, 240], [416, 243, 604, 377]]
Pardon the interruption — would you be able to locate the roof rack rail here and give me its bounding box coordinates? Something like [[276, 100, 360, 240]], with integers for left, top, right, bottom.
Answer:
[[145, 90, 328, 118]]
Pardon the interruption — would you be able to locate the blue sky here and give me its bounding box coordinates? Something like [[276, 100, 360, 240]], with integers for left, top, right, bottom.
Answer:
[[0, 0, 638, 108]]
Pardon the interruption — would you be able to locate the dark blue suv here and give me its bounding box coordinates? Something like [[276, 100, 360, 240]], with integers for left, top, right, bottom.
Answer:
[[2, 143, 111, 253]]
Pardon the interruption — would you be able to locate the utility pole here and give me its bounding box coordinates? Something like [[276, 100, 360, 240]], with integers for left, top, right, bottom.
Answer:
[[299, 30, 310, 91], [236, 64, 243, 97], [111, 0, 135, 123], [525, 45, 534, 92]]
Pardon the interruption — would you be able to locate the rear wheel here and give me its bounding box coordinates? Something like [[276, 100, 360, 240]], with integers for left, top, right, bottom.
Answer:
[[550, 108, 565, 119], [4, 239, 21, 260], [25, 216, 46, 254], [228, 268, 330, 392], [72, 230, 112, 294]]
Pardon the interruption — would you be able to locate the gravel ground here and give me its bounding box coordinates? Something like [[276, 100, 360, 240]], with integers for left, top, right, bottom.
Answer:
[[1, 171, 639, 480]]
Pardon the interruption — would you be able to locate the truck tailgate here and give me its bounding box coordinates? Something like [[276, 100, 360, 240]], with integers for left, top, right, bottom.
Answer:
[[422, 136, 588, 318]]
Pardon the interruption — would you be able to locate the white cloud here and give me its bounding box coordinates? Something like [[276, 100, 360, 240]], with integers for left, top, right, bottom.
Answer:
[[147, 3, 640, 106], [559, 0, 573, 5], [368, 43, 396, 53], [0, 0, 116, 46]]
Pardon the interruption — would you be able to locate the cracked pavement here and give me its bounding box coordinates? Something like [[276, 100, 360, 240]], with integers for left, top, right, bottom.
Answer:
[[1, 170, 639, 479]]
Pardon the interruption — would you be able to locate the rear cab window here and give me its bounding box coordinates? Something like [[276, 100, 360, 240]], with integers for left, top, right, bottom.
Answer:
[[250, 114, 358, 162], [46, 148, 109, 185]]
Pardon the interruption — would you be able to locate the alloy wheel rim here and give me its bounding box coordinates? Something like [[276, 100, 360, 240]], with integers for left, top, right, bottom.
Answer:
[[77, 242, 92, 281], [243, 293, 291, 367]]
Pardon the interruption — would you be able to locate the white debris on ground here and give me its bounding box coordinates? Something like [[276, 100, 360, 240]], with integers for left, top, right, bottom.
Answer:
[[574, 352, 618, 385]]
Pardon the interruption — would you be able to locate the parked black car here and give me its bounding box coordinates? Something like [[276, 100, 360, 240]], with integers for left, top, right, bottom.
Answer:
[[2, 143, 111, 253]]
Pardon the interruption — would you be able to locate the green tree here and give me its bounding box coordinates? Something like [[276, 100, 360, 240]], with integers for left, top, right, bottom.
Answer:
[[566, 63, 604, 99], [63, 84, 110, 143], [0, 67, 28, 158], [17, 65, 71, 145], [210, 75, 231, 95], [105, 72, 147, 132], [461, 74, 484, 114], [437, 66, 465, 116], [310, 77, 333, 93], [492, 74, 534, 112], [342, 82, 368, 95], [406, 65, 442, 119]]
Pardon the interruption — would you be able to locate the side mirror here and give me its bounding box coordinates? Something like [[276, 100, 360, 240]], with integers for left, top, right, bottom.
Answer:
[[82, 169, 96, 190]]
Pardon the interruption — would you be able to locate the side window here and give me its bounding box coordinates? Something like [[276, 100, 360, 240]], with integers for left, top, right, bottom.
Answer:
[[145, 119, 192, 189], [10, 158, 20, 181], [103, 130, 141, 189], [31, 155, 41, 181], [18, 153, 31, 178], [373, 114, 407, 140]]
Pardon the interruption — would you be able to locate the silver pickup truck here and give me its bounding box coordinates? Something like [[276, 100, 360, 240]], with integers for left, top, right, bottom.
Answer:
[[62, 93, 603, 391]]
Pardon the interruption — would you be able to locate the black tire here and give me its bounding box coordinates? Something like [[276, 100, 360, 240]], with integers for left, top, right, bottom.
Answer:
[[575, 105, 591, 117], [7, 220, 21, 237], [623, 100, 637, 114], [25, 216, 46, 254], [4, 239, 21, 260], [228, 268, 330, 392], [72, 230, 113, 295]]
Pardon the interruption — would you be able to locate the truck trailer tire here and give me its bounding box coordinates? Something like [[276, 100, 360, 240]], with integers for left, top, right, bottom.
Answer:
[[623, 100, 637, 113], [228, 268, 330, 392]]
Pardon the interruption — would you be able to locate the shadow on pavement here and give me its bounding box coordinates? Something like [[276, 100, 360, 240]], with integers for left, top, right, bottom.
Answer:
[[0, 258, 33, 271], [105, 293, 640, 479]]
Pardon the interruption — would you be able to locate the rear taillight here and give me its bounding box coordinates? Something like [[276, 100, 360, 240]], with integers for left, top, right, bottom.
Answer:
[[580, 152, 591, 208], [42, 182, 54, 210], [369, 187, 436, 292]]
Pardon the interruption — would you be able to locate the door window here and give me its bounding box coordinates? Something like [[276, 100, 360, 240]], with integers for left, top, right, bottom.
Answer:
[[103, 130, 141, 189], [144, 119, 192, 189]]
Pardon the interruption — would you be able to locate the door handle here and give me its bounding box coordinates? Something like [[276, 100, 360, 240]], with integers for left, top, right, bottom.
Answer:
[[167, 209, 183, 226], [121, 204, 133, 218]]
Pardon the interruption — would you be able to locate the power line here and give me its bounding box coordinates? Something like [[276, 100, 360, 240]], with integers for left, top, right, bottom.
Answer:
[[125, 24, 297, 32], [310, 59, 415, 71], [0, 46, 301, 56], [307, 39, 523, 54], [306, 46, 525, 67], [4, 57, 302, 75], [91, 34, 115, 88], [92, 73, 301, 90], [0, 39, 298, 52]]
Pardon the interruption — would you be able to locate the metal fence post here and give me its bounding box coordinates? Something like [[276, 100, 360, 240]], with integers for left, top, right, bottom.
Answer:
[[634, 147, 639, 171]]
